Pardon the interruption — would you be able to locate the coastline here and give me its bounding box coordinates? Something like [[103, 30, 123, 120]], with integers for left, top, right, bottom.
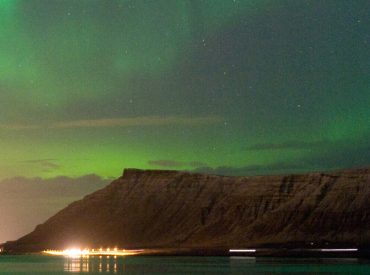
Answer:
[[1, 247, 369, 259]]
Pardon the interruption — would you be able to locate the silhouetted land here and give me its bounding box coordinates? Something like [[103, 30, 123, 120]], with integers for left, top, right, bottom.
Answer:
[[2, 167, 370, 257]]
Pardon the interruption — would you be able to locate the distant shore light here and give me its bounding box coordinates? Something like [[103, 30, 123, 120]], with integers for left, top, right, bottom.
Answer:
[[43, 248, 143, 257], [229, 249, 256, 253], [319, 248, 358, 252]]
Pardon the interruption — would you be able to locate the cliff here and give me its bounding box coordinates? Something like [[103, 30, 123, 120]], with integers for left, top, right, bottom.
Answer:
[[3, 167, 370, 253]]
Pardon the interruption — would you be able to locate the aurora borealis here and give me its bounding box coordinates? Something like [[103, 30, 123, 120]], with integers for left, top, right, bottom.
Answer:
[[0, 0, 369, 180]]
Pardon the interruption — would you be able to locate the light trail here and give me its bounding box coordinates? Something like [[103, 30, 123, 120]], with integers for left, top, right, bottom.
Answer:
[[319, 248, 358, 252], [229, 249, 256, 253], [229, 248, 359, 254]]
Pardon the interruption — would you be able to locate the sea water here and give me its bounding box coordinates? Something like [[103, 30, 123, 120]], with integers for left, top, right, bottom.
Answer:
[[0, 255, 369, 274]]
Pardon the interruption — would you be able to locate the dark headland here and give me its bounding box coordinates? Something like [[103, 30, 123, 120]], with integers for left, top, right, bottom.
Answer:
[[2, 167, 370, 257]]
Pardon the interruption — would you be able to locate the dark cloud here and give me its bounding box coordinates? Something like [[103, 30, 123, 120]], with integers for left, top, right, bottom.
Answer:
[[245, 140, 332, 151], [19, 159, 61, 172], [0, 174, 109, 243], [195, 141, 370, 177], [188, 161, 207, 167], [148, 160, 184, 167], [0, 116, 223, 130], [148, 135, 370, 176], [298, 144, 370, 172], [194, 163, 305, 177], [148, 160, 207, 168], [21, 158, 57, 163]]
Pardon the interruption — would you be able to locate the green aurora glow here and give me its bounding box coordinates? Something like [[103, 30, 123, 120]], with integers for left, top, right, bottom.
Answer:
[[0, 0, 369, 179]]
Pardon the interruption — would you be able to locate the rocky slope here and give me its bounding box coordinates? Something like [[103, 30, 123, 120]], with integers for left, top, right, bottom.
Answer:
[[3, 167, 370, 253]]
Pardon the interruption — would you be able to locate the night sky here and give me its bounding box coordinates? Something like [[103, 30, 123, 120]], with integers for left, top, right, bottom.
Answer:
[[1, 0, 370, 181]]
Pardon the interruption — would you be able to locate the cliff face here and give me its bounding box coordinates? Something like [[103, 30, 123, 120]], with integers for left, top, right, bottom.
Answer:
[[3, 167, 370, 253]]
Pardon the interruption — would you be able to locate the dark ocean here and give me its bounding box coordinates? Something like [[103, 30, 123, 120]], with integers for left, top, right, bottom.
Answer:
[[0, 255, 369, 274]]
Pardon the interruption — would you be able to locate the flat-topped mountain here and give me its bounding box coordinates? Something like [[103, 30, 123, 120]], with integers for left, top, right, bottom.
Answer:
[[3, 167, 370, 253]]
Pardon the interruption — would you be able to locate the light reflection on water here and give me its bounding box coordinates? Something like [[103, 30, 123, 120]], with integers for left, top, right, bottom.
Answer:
[[64, 256, 120, 273], [0, 255, 370, 274]]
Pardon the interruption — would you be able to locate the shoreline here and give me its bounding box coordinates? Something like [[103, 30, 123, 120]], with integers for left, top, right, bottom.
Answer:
[[2, 247, 370, 259]]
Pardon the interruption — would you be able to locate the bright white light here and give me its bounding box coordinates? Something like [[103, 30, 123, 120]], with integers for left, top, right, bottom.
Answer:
[[319, 248, 358, 252], [43, 248, 144, 257], [229, 249, 256, 253], [65, 249, 84, 257]]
